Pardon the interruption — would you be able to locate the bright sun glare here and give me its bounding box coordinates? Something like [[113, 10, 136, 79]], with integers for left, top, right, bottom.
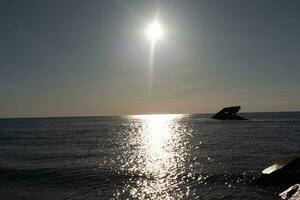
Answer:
[[145, 20, 164, 43]]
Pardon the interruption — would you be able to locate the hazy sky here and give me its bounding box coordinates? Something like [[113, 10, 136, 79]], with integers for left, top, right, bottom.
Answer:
[[1, 0, 300, 117]]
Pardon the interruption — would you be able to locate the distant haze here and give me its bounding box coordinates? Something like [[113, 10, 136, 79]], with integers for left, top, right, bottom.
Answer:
[[1, 0, 300, 118]]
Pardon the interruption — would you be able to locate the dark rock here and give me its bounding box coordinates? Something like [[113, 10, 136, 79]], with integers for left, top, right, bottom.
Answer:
[[258, 156, 300, 185], [212, 106, 247, 120], [279, 184, 300, 200]]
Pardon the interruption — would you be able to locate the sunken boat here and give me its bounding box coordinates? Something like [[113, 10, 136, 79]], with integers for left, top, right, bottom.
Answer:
[[212, 106, 247, 120]]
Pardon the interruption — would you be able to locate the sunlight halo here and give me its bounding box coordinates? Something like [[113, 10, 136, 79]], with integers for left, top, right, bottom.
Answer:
[[145, 20, 164, 43]]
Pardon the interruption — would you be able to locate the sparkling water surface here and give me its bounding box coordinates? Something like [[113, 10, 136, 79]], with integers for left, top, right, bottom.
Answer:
[[0, 112, 299, 199]]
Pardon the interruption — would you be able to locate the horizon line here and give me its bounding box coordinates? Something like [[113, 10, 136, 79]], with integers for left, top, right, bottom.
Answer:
[[0, 110, 300, 120]]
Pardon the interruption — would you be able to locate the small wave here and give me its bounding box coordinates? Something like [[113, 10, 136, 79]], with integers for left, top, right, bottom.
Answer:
[[0, 166, 134, 188]]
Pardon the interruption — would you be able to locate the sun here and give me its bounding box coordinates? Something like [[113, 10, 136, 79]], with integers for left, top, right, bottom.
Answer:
[[145, 20, 164, 43]]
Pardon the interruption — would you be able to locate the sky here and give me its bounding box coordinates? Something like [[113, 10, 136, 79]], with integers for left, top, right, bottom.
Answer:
[[0, 0, 300, 117]]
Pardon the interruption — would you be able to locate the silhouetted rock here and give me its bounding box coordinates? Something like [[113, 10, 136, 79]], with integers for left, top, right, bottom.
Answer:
[[279, 184, 300, 200], [258, 156, 300, 185], [212, 106, 247, 120]]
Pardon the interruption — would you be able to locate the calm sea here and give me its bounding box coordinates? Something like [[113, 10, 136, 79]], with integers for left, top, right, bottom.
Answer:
[[0, 112, 299, 199]]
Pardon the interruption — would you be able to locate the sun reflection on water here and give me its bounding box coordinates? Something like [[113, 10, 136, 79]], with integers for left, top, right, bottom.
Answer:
[[113, 114, 191, 199], [140, 114, 178, 177]]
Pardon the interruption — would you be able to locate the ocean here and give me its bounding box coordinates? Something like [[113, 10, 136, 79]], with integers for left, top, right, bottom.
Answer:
[[0, 112, 299, 199]]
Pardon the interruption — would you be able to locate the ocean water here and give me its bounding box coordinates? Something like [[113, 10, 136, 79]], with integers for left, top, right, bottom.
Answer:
[[0, 112, 299, 200]]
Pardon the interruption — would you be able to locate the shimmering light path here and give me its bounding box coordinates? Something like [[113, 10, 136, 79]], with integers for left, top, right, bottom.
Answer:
[[113, 114, 192, 199]]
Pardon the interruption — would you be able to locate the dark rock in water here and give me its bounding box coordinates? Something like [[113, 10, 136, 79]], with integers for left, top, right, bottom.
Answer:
[[279, 184, 300, 200], [212, 106, 247, 120], [258, 156, 300, 185]]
